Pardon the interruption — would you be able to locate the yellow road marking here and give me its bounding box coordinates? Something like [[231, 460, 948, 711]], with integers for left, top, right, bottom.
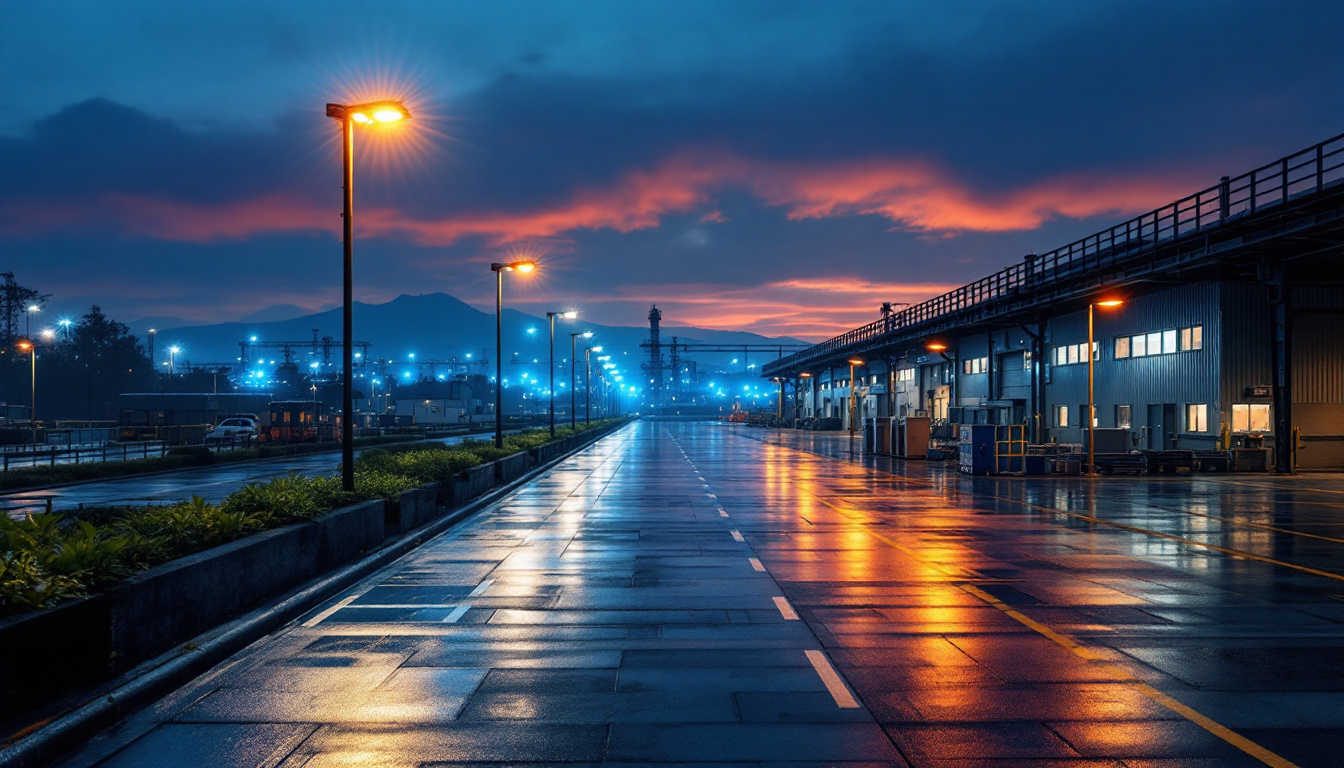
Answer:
[[814, 476, 1344, 584], [960, 583, 1301, 768], [730, 530, 745, 542], [804, 650, 861, 708], [772, 596, 800, 620]]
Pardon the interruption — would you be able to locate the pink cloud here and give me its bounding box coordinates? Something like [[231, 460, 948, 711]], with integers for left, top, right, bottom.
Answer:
[[1, 150, 1195, 246]]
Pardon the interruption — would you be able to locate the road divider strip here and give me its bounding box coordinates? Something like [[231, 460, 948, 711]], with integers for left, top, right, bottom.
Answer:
[[804, 650, 861, 708]]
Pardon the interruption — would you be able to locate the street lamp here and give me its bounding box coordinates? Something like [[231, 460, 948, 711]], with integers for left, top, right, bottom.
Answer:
[[169, 346, 180, 376], [25, 304, 39, 338], [491, 260, 537, 448], [847, 357, 864, 451], [547, 310, 578, 437], [1087, 299, 1125, 476], [325, 98, 411, 492], [147, 328, 156, 372], [585, 346, 604, 425], [570, 331, 593, 430], [15, 338, 37, 447], [925, 341, 956, 421]]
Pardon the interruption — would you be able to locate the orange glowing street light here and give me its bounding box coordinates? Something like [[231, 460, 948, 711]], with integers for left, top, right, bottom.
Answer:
[[1087, 298, 1126, 476], [847, 357, 865, 450], [925, 341, 947, 352], [15, 339, 37, 447], [325, 98, 411, 491], [491, 260, 538, 447]]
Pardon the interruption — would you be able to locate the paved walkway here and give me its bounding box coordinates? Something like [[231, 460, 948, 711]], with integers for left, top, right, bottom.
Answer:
[[57, 421, 1343, 767]]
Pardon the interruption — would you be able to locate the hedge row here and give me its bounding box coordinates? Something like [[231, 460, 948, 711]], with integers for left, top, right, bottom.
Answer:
[[0, 433, 423, 493], [0, 421, 618, 616]]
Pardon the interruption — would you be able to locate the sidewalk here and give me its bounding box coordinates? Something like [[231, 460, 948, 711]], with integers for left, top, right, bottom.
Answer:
[[52, 421, 1343, 767]]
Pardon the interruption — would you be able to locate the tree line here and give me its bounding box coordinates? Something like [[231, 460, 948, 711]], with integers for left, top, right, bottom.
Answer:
[[1, 274, 153, 422]]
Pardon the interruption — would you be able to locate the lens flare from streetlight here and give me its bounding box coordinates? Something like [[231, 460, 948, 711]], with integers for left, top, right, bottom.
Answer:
[[1096, 299, 1124, 307], [373, 109, 405, 123], [563, 311, 578, 319], [515, 262, 536, 273], [350, 112, 372, 124]]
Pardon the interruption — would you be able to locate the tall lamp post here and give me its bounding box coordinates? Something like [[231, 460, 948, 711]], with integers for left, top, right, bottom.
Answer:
[[147, 328, 157, 372], [1087, 299, 1125, 476], [325, 99, 410, 491], [168, 346, 180, 376], [584, 346, 604, 425], [569, 331, 592, 429], [25, 304, 39, 339], [491, 260, 537, 448], [15, 338, 38, 447], [847, 357, 864, 453], [547, 311, 577, 437]]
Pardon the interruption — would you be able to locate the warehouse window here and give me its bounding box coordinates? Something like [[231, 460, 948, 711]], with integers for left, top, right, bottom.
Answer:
[[962, 357, 988, 374], [1116, 404, 1132, 429], [1181, 325, 1203, 351], [896, 368, 915, 382], [1117, 325, 1203, 358], [1232, 403, 1271, 433], [1052, 342, 1097, 366], [1055, 405, 1069, 427], [1185, 403, 1208, 433]]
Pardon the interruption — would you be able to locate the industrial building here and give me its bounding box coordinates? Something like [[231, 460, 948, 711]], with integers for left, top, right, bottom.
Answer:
[[764, 132, 1344, 471]]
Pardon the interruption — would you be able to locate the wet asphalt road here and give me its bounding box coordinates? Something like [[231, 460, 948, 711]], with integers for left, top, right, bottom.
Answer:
[[53, 421, 1344, 766], [0, 432, 515, 518]]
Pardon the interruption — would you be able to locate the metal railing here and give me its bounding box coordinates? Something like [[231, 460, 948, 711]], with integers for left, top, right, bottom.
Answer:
[[767, 132, 1344, 373]]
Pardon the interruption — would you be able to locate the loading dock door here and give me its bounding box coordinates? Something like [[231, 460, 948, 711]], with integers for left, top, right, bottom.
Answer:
[[1147, 403, 1175, 451]]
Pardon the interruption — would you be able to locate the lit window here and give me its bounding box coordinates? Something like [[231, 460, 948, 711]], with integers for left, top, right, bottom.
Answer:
[[1146, 332, 1162, 355], [1232, 403, 1271, 432], [1163, 329, 1178, 354], [963, 359, 973, 375], [1068, 345, 1079, 365], [1185, 403, 1208, 432], [1181, 325, 1204, 351], [1115, 336, 1130, 359], [1055, 405, 1069, 427], [1132, 334, 1147, 356], [1116, 404, 1132, 429]]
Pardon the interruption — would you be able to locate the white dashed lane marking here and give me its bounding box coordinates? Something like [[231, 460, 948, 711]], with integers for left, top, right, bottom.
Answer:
[[730, 530, 745, 543], [749, 557, 766, 572], [773, 596, 800, 620], [443, 604, 472, 623]]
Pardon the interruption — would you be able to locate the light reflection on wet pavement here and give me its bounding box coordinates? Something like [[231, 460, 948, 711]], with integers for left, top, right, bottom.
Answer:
[[58, 421, 1344, 767]]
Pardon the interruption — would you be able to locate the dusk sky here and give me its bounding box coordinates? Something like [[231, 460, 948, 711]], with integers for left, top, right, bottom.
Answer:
[[3, 1, 1342, 340]]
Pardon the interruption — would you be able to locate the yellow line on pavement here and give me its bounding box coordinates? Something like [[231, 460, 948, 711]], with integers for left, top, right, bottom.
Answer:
[[960, 583, 1301, 768], [816, 480, 1344, 584], [804, 650, 861, 708]]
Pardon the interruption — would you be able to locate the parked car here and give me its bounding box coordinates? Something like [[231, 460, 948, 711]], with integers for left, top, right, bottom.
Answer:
[[204, 417, 259, 445]]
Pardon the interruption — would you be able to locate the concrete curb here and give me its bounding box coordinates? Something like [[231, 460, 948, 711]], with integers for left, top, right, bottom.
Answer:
[[0, 420, 630, 768]]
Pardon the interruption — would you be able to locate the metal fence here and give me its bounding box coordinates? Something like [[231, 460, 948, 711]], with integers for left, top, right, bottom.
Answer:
[[767, 132, 1344, 373]]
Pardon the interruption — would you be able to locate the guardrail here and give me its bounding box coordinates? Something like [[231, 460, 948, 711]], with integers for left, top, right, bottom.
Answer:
[[767, 132, 1344, 374]]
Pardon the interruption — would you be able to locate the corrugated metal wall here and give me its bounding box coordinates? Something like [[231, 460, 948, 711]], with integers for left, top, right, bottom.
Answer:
[[1293, 286, 1344, 404], [1046, 281, 1222, 448]]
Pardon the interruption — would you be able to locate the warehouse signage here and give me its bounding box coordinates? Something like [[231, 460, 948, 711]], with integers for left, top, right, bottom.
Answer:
[[1245, 385, 1272, 397]]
